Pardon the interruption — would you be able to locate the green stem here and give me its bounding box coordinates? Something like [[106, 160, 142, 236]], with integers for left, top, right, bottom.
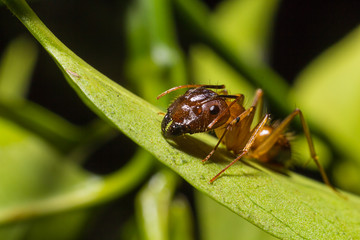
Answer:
[[136, 170, 179, 240], [0, 100, 84, 152], [0, 148, 153, 224]]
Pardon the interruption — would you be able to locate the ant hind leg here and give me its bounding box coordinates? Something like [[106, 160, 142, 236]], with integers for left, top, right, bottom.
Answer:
[[251, 108, 341, 195]]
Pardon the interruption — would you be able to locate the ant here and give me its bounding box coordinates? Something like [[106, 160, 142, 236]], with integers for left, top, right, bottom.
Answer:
[[157, 84, 338, 193]]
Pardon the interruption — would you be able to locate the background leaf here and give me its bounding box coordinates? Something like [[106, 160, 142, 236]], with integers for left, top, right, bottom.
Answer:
[[0, 116, 91, 240], [136, 170, 178, 240], [0, 35, 38, 101], [210, 0, 280, 64], [195, 191, 277, 240], [293, 26, 360, 193]]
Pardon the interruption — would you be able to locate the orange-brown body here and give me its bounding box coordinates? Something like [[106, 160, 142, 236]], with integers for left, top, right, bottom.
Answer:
[[157, 84, 336, 193], [214, 99, 290, 163]]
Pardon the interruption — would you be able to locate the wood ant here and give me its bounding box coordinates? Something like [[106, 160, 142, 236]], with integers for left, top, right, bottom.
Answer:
[[157, 84, 338, 193]]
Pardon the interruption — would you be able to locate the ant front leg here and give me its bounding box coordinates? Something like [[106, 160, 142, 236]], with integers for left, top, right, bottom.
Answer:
[[203, 90, 264, 164], [202, 105, 255, 163], [251, 108, 339, 194], [209, 114, 270, 183]]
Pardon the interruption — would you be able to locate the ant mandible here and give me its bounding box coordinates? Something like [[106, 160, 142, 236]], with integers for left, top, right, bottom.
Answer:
[[157, 84, 337, 193]]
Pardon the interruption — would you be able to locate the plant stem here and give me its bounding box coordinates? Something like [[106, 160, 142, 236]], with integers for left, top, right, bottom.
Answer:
[[0, 148, 153, 224]]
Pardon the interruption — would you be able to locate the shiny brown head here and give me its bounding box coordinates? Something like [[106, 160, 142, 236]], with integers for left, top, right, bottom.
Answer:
[[160, 86, 230, 137]]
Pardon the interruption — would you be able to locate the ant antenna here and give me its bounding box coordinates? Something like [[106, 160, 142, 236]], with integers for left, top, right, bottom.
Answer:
[[157, 84, 225, 99]]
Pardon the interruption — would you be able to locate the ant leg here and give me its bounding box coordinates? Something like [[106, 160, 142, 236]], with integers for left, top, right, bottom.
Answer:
[[251, 89, 264, 123], [252, 108, 339, 193], [205, 91, 262, 163], [157, 84, 225, 99], [203, 106, 255, 163], [208, 94, 244, 129], [251, 89, 263, 107], [210, 114, 270, 183]]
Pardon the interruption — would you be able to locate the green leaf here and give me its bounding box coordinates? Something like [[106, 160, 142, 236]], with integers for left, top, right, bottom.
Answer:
[[136, 170, 178, 240], [0, 36, 105, 153], [6, 211, 90, 240], [169, 196, 194, 240], [0, 117, 91, 240], [125, 0, 187, 106], [196, 190, 276, 240], [0, 145, 153, 225], [211, 0, 280, 64], [4, 0, 360, 239], [293, 26, 360, 192], [294, 26, 360, 161], [136, 171, 194, 240], [0, 117, 90, 207], [190, 45, 255, 103], [0, 100, 87, 152], [0, 35, 38, 101], [174, 0, 290, 115]]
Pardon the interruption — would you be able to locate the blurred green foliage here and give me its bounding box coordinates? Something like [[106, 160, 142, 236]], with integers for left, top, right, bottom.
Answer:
[[1, 0, 360, 239]]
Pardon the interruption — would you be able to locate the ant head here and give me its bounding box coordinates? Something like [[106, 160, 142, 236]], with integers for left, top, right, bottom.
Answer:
[[161, 87, 230, 137]]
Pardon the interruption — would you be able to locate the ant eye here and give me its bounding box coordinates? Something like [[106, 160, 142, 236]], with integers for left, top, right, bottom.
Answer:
[[209, 105, 220, 115]]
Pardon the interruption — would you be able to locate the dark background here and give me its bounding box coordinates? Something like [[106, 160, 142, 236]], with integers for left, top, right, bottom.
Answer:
[[1, 0, 360, 124], [2, 0, 360, 125]]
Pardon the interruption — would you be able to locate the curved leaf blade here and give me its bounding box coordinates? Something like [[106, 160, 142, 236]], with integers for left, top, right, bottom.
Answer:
[[3, 0, 360, 239]]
